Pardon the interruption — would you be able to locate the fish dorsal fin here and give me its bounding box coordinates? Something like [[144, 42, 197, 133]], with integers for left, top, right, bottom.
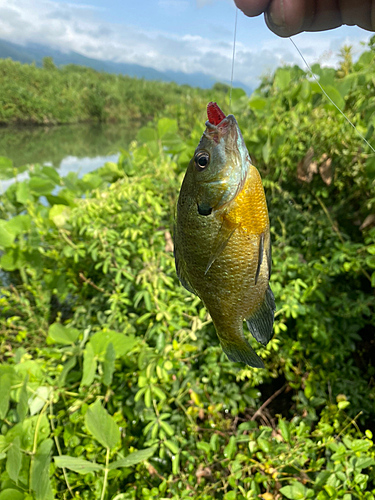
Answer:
[[205, 218, 238, 275]]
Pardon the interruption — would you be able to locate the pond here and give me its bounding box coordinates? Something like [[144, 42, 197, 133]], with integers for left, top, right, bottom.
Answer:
[[0, 122, 139, 191]]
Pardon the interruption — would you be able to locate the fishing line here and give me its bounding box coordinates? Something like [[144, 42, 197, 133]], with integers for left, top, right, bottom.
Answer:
[[229, 7, 238, 111], [289, 37, 375, 155]]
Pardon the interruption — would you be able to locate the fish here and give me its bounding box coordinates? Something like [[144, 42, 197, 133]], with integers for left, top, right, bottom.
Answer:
[[174, 102, 275, 368]]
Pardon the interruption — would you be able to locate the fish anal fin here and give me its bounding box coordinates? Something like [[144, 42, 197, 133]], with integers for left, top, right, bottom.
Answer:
[[205, 218, 238, 275], [220, 336, 264, 368], [246, 285, 276, 346]]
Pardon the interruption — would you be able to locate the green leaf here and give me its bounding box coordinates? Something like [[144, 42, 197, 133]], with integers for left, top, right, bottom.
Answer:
[[5, 215, 31, 236], [58, 356, 77, 387], [0, 490, 25, 500], [356, 50, 374, 68], [103, 342, 116, 387], [17, 375, 29, 422], [366, 255, 375, 269], [0, 221, 16, 248], [49, 204, 71, 227], [164, 440, 179, 454], [172, 452, 180, 475], [257, 438, 271, 453], [6, 436, 22, 484], [28, 386, 51, 416], [85, 400, 120, 450], [137, 127, 158, 144], [16, 182, 33, 204], [224, 436, 236, 459], [47, 323, 79, 345], [274, 68, 291, 90], [89, 331, 137, 359], [356, 456, 375, 469], [81, 342, 97, 387], [41, 166, 60, 184], [31, 439, 53, 500], [158, 117, 177, 138], [280, 482, 306, 499], [29, 177, 55, 196], [152, 386, 166, 401], [230, 87, 246, 101], [109, 447, 156, 470], [262, 138, 271, 163], [0, 249, 22, 271], [337, 400, 350, 410], [197, 442, 211, 454], [210, 433, 219, 452], [279, 419, 291, 442], [54, 455, 104, 474], [248, 96, 267, 111], [0, 374, 11, 419], [323, 85, 345, 110]]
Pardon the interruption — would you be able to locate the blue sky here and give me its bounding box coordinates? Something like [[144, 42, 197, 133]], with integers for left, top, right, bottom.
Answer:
[[0, 0, 372, 88]]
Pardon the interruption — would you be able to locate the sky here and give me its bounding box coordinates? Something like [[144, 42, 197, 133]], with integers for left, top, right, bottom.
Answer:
[[0, 0, 373, 89]]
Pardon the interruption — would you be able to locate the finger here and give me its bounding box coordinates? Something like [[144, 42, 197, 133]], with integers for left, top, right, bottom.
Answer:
[[302, 0, 342, 33], [265, 0, 312, 37], [234, 0, 272, 17], [265, 0, 344, 37], [339, 0, 375, 31]]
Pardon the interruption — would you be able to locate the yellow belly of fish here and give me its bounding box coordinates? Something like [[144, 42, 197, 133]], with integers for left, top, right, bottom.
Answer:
[[223, 164, 269, 235]]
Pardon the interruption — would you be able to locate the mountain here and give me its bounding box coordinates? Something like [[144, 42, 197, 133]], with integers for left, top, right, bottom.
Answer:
[[0, 38, 251, 93]]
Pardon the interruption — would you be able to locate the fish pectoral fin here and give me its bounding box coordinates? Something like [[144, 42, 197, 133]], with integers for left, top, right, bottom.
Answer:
[[205, 219, 238, 275], [255, 231, 272, 285], [266, 231, 272, 279], [255, 233, 264, 285], [246, 285, 276, 346], [219, 335, 264, 368]]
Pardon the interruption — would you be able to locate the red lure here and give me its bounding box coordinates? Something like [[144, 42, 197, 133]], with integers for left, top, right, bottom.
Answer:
[[207, 102, 226, 126]]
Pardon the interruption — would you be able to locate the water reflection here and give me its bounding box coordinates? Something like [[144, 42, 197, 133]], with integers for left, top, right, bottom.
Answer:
[[0, 122, 137, 169]]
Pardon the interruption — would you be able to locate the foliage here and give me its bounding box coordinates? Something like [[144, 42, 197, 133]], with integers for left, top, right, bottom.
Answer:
[[1, 43, 375, 499], [0, 58, 226, 126]]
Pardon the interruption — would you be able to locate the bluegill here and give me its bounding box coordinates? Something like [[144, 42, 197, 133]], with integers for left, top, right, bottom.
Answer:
[[174, 102, 275, 368]]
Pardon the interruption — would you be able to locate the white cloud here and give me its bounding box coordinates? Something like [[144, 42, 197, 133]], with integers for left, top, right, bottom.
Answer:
[[0, 0, 371, 90]]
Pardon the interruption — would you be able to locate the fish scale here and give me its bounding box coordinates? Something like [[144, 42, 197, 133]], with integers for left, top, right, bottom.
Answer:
[[174, 103, 275, 368]]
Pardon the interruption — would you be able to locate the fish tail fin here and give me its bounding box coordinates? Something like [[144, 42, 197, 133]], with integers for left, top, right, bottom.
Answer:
[[219, 335, 264, 368], [246, 285, 276, 346]]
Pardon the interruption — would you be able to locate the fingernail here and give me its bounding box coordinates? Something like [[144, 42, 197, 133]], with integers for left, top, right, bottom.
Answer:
[[265, 9, 290, 36], [265, 8, 285, 29]]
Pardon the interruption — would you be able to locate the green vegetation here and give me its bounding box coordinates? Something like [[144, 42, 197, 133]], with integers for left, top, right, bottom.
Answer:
[[0, 57, 227, 126], [0, 41, 375, 499]]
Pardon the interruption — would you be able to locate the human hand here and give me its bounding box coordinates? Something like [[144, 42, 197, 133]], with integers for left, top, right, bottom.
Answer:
[[233, 0, 375, 37]]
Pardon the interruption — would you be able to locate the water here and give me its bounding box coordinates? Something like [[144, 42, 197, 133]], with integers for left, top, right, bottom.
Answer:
[[0, 122, 138, 191]]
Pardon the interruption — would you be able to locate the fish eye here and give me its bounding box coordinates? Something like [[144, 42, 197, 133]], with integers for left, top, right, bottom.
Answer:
[[195, 152, 210, 171]]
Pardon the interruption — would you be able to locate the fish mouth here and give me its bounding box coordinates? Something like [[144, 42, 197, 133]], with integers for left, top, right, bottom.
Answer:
[[205, 101, 236, 142], [204, 115, 237, 144]]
